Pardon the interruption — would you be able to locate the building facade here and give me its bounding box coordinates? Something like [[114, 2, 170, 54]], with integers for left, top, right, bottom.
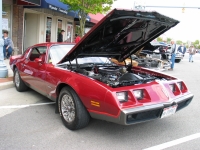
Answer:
[[23, 8, 74, 50], [2, 0, 98, 54]]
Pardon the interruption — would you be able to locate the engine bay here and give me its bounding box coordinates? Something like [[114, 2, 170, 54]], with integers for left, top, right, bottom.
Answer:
[[73, 64, 169, 87]]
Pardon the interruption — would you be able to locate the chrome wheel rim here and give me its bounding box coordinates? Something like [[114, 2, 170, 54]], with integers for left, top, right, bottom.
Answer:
[[61, 94, 75, 123], [15, 71, 20, 87]]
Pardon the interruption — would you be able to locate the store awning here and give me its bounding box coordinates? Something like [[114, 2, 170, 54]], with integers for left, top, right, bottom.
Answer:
[[23, 0, 90, 21], [17, 0, 41, 6], [88, 13, 105, 24]]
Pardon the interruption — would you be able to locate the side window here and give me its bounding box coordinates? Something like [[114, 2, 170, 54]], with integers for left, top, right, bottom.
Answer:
[[29, 46, 47, 62]]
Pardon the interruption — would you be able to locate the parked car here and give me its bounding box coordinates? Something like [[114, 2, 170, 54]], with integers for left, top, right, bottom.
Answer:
[[110, 42, 171, 71], [168, 44, 183, 63], [10, 9, 193, 130]]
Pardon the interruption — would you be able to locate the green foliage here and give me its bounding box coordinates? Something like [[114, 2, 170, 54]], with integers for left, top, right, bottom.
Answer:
[[60, 0, 115, 37], [176, 40, 182, 45], [167, 37, 172, 43], [193, 40, 199, 45], [157, 37, 163, 42]]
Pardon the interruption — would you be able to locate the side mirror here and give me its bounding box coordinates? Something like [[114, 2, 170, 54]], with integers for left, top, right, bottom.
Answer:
[[34, 58, 43, 63]]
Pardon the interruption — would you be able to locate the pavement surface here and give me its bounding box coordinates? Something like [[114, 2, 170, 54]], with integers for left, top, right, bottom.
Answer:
[[0, 54, 200, 150]]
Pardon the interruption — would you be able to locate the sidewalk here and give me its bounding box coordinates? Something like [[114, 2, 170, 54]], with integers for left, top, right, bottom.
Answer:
[[0, 59, 14, 90]]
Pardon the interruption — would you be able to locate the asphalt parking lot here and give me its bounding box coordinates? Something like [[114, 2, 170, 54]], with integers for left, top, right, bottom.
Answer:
[[1, 54, 200, 150]]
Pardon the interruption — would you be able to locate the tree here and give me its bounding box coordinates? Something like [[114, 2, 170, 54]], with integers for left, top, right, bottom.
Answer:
[[176, 40, 182, 45], [193, 40, 199, 47], [60, 0, 115, 37], [157, 37, 163, 42], [166, 37, 172, 43], [193, 40, 199, 45]]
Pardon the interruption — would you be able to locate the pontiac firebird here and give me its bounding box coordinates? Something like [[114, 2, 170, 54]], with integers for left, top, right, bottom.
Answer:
[[10, 9, 193, 130]]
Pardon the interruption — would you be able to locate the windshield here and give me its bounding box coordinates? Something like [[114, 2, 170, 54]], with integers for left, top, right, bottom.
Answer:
[[49, 44, 74, 64], [49, 44, 110, 65]]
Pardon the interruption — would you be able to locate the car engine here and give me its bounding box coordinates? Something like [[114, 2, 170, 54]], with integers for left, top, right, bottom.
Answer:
[[75, 65, 167, 87]]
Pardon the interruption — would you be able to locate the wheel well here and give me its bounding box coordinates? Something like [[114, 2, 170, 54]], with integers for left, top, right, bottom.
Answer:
[[13, 65, 17, 71], [55, 83, 72, 114], [56, 83, 70, 96]]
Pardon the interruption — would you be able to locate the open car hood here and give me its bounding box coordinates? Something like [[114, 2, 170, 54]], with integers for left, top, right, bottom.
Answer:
[[59, 9, 179, 63]]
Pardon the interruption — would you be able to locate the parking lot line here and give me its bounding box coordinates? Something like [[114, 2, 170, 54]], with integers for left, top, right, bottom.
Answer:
[[0, 102, 55, 109], [143, 133, 200, 150]]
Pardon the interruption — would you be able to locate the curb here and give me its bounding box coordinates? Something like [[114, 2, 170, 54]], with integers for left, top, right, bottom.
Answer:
[[0, 81, 14, 90]]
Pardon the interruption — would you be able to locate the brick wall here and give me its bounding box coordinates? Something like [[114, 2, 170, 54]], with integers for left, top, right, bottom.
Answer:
[[12, 5, 24, 54], [3, 0, 13, 5]]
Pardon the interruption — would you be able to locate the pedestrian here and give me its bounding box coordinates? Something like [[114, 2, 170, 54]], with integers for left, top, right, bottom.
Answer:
[[178, 43, 187, 57], [2, 31, 13, 59], [188, 45, 196, 62], [57, 30, 65, 42], [75, 33, 81, 43], [169, 40, 177, 71]]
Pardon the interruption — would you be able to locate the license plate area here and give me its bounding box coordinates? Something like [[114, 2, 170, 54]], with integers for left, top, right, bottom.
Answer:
[[161, 105, 178, 118]]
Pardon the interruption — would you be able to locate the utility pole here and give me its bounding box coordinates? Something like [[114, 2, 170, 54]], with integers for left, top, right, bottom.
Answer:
[[0, 0, 8, 78]]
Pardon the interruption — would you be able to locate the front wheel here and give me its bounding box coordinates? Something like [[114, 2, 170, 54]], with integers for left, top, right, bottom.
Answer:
[[14, 68, 28, 92], [58, 87, 90, 130], [175, 59, 181, 63]]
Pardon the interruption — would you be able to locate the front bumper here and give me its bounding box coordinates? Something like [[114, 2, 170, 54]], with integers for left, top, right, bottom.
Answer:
[[90, 93, 193, 125], [120, 93, 193, 125]]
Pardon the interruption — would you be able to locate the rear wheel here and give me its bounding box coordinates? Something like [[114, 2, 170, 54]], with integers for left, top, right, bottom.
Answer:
[[58, 87, 90, 130], [175, 59, 181, 63], [14, 68, 28, 92]]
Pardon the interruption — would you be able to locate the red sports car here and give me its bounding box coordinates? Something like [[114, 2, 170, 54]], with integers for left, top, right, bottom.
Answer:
[[10, 9, 193, 130]]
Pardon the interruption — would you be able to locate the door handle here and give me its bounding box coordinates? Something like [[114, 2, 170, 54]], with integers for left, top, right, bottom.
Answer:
[[21, 64, 26, 68]]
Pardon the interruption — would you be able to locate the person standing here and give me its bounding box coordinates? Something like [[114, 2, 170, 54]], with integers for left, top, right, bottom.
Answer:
[[75, 34, 81, 43], [169, 40, 177, 71], [178, 43, 187, 57], [188, 45, 196, 62], [2, 31, 13, 59], [57, 30, 65, 42]]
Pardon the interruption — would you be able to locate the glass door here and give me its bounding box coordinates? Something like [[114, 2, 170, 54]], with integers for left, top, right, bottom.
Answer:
[[66, 22, 73, 43], [46, 17, 52, 42], [57, 19, 62, 37]]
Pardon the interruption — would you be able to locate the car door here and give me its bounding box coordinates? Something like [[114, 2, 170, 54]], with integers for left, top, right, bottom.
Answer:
[[21, 46, 47, 95]]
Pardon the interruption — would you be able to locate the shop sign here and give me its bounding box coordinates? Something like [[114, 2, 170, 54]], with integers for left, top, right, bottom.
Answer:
[[2, 18, 8, 30], [48, 4, 68, 15]]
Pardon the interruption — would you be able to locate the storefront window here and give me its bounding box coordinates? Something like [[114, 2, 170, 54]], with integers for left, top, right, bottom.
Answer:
[[66, 22, 73, 43], [46, 17, 52, 42], [2, 4, 12, 35], [57, 19, 62, 37]]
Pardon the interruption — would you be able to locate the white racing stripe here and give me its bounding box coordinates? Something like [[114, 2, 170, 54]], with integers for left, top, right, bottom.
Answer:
[[143, 133, 200, 150], [0, 102, 55, 109]]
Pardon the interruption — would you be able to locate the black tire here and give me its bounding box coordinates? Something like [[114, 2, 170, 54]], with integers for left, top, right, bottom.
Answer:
[[14, 68, 28, 92], [58, 86, 90, 130], [175, 59, 181, 63]]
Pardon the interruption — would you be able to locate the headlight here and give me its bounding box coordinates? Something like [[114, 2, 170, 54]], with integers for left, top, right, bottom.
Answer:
[[133, 90, 143, 100], [116, 92, 128, 102], [169, 84, 175, 92], [177, 82, 182, 90]]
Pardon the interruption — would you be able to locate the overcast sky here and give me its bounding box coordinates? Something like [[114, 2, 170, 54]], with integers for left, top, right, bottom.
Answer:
[[112, 0, 200, 42]]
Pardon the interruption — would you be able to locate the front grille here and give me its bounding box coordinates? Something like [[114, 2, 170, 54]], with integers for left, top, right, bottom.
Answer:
[[177, 98, 192, 111], [126, 108, 162, 124]]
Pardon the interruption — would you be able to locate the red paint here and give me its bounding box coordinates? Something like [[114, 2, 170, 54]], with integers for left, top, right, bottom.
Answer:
[[10, 42, 193, 119]]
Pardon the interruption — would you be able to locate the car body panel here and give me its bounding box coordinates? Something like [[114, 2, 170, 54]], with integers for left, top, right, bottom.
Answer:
[[10, 9, 193, 127], [10, 42, 193, 125]]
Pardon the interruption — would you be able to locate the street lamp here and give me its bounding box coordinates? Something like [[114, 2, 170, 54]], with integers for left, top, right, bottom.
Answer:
[[0, 0, 8, 78]]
